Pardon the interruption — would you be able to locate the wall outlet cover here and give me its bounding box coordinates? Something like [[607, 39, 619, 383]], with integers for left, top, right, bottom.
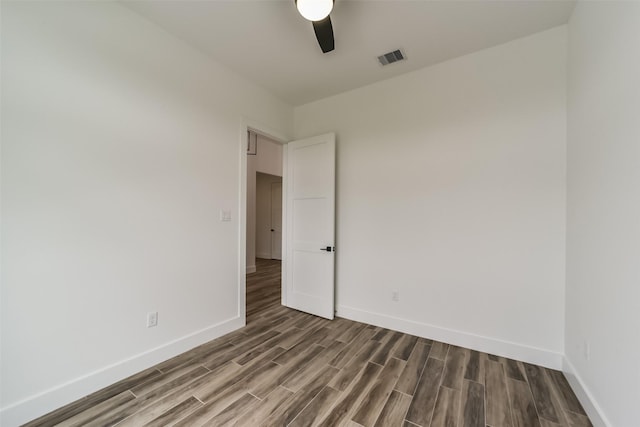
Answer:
[[147, 312, 158, 328]]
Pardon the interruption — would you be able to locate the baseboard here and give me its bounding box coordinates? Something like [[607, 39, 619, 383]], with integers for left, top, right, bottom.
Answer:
[[336, 305, 563, 370], [0, 316, 245, 427], [256, 253, 271, 260], [562, 357, 611, 427], [246, 265, 256, 274]]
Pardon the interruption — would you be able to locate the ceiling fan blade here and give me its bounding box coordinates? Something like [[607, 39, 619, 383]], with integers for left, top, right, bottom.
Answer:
[[312, 16, 335, 53]]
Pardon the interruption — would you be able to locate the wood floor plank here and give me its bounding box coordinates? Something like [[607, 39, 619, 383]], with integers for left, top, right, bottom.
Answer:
[[503, 358, 527, 382], [115, 365, 228, 426], [545, 369, 587, 415], [109, 374, 204, 424], [523, 363, 561, 423], [329, 327, 377, 369], [538, 419, 563, 427], [459, 380, 485, 427], [273, 327, 330, 365], [330, 340, 381, 391], [429, 341, 450, 360], [463, 350, 482, 384], [263, 366, 340, 426], [233, 326, 300, 365], [371, 331, 404, 365], [143, 396, 202, 427], [233, 386, 293, 425], [395, 342, 432, 395], [372, 328, 390, 342], [203, 330, 282, 371], [175, 361, 240, 403], [507, 378, 541, 427], [392, 334, 419, 361], [155, 350, 213, 375], [442, 346, 467, 390], [251, 343, 325, 399], [317, 362, 383, 427], [196, 347, 285, 402], [485, 360, 512, 427], [430, 386, 461, 427], [201, 393, 260, 426], [55, 391, 136, 427], [282, 340, 345, 392], [564, 410, 593, 427], [131, 365, 210, 397], [288, 386, 341, 427], [172, 382, 251, 427], [337, 322, 369, 343], [373, 389, 412, 427], [276, 326, 313, 350], [405, 357, 445, 426], [419, 337, 434, 346], [352, 357, 406, 426], [327, 316, 351, 330], [238, 360, 284, 394], [293, 315, 326, 331]]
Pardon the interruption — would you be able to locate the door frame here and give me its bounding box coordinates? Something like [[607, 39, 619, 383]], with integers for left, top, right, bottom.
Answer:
[[270, 180, 283, 261], [238, 118, 289, 323]]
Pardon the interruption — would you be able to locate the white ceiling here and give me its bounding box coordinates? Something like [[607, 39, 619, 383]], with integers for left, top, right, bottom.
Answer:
[[123, 0, 575, 106]]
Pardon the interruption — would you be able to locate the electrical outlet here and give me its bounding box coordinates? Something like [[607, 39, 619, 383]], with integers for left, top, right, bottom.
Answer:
[[392, 290, 400, 302], [220, 209, 232, 222], [147, 311, 158, 328]]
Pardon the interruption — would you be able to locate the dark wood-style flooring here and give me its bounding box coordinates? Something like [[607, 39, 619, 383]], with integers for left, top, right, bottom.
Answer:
[[25, 258, 591, 427]]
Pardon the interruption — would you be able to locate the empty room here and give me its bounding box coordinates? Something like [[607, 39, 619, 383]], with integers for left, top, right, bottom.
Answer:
[[1, 0, 638, 426]]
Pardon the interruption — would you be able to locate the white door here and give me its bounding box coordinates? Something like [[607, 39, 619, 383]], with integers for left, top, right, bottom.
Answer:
[[284, 133, 335, 319], [270, 182, 282, 260]]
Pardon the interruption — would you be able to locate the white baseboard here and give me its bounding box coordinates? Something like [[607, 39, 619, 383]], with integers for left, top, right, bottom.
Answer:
[[246, 265, 256, 274], [0, 316, 245, 427], [336, 305, 563, 370], [256, 253, 271, 260], [562, 357, 611, 427]]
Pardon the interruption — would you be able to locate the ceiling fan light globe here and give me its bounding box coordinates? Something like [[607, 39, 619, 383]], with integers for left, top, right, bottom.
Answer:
[[297, 0, 333, 22]]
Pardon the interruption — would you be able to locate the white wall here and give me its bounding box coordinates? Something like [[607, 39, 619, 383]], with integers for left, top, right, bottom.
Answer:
[[255, 135, 283, 177], [294, 27, 567, 367], [246, 135, 282, 272], [256, 173, 282, 259], [565, 2, 640, 426], [0, 2, 292, 425]]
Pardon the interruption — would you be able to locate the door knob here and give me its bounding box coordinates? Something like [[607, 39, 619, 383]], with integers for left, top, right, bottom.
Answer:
[[320, 246, 334, 252]]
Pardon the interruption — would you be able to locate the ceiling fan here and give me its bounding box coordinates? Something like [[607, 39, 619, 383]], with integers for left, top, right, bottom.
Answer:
[[295, 0, 335, 53]]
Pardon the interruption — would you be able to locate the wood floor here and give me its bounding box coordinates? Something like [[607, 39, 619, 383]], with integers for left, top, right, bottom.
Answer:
[[25, 258, 591, 427]]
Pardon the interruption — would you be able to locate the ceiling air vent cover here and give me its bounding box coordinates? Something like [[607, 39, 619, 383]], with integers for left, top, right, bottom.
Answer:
[[378, 49, 406, 66]]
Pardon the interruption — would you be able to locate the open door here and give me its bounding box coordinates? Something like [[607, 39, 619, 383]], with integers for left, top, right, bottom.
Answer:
[[271, 182, 283, 260], [284, 133, 335, 319]]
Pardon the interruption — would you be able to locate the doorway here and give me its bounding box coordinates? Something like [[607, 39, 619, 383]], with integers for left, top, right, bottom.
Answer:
[[244, 129, 284, 322], [239, 123, 336, 324], [256, 173, 282, 261]]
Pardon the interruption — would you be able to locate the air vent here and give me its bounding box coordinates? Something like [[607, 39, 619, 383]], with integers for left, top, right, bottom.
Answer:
[[378, 49, 406, 66]]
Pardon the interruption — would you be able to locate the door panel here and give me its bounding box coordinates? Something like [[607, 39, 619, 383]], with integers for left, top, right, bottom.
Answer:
[[293, 198, 329, 241], [284, 133, 335, 319]]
